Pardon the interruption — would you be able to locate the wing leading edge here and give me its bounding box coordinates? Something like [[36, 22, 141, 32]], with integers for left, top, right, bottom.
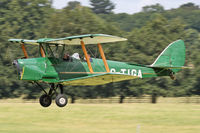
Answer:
[[8, 34, 127, 45]]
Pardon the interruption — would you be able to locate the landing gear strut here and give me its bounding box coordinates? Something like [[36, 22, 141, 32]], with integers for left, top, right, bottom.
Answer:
[[35, 82, 68, 108]]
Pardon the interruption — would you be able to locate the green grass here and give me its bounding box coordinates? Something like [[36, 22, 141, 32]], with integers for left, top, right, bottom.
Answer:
[[0, 103, 199, 133]]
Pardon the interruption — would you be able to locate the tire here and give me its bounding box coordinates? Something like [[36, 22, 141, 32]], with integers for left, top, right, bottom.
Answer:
[[55, 94, 68, 107], [39, 94, 52, 107]]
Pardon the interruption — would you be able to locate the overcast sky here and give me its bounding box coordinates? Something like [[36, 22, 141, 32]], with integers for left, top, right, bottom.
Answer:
[[53, 0, 200, 14]]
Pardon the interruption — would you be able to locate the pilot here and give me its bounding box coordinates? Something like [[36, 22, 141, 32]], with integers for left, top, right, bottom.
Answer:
[[63, 53, 70, 61], [84, 54, 93, 62], [72, 53, 80, 60]]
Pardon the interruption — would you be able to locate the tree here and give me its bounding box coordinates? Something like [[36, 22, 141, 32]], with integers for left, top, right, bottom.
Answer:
[[44, 6, 121, 37], [142, 3, 164, 13], [0, 0, 52, 98], [180, 2, 199, 9], [125, 15, 186, 103], [163, 3, 200, 32], [90, 0, 115, 14], [65, 1, 81, 10], [0, 0, 200, 102]]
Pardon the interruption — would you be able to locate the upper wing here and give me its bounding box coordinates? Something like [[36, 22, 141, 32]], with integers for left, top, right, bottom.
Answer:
[[61, 73, 138, 86], [8, 39, 39, 45], [8, 34, 127, 45]]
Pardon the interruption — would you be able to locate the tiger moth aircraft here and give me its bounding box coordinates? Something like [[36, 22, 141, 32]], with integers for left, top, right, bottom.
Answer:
[[9, 34, 186, 107]]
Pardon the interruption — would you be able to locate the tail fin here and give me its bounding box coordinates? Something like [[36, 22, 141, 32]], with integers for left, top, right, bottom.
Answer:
[[151, 40, 185, 73]]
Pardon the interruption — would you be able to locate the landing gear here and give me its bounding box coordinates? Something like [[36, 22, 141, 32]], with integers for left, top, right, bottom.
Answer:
[[36, 82, 68, 108], [39, 94, 52, 107], [55, 94, 68, 107]]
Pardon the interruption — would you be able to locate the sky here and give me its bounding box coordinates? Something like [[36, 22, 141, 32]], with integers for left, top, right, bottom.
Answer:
[[53, 0, 200, 14]]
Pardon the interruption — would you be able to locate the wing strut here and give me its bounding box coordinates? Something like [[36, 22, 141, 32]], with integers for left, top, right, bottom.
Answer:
[[81, 41, 94, 73], [98, 43, 110, 72], [21, 43, 28, 58], [39, 44, 46, 57]]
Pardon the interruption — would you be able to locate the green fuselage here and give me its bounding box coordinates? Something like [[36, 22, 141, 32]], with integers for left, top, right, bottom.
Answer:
[[15, 57, 171, 85]]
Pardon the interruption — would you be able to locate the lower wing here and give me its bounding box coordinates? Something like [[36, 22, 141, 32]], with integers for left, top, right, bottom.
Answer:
[[60, 73, 138, 86]]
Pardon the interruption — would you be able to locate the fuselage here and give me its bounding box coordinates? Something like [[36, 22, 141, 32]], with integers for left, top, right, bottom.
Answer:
[[14, 57, 170, 85]]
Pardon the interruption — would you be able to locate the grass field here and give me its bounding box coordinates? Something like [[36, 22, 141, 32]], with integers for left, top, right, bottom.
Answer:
[[0, 103, 199, 133]]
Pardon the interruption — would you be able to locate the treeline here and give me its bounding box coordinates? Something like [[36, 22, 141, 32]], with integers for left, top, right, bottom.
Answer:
[[0, 0, 199, 103]]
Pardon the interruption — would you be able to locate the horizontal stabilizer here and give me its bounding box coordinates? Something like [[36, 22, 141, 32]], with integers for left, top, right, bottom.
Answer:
[[148, 66, 192, 69]]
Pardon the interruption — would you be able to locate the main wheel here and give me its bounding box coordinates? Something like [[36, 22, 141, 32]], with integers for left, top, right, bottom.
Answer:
[[55, 94, 68, 107], [39, 94, 52, 107]]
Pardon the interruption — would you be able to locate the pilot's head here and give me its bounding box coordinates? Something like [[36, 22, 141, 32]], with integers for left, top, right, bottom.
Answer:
[[63, 53, 70, 60]]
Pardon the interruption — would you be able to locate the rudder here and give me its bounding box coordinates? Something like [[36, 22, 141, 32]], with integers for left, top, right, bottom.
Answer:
[[151, 40, 185, 72]]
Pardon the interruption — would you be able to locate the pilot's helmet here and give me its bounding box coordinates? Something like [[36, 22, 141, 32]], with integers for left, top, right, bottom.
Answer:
[[72, 53, 80, 60]]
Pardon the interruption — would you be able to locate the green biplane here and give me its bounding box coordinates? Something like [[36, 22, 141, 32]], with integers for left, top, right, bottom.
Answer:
[[9, 34, 186, 107]]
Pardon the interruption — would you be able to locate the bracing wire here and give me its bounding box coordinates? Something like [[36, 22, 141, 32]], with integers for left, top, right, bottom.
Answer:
[[87, 45, 106, 72]]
